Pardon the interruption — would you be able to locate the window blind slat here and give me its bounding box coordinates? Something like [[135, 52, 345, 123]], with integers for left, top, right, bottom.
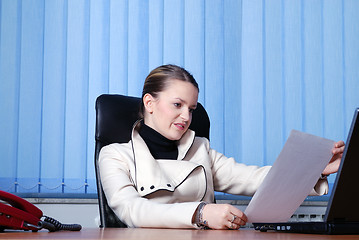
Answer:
[[241, 0, 265, 166], [264, 0, 283, 166], [184, 0, 205, 104], [343, 0, 359, 136], [149, 0, 164, 72], [163, 0, 184, 65], [322, 0, 345, 141], [0, 0, 21, 193], [205, 0, 225, 155], [128, 0, 148, 97], [40, 0, 67, 194], [63, 0, 90, 194], [16, 0, 44, 193], [282, 0, 303, 137], [302, 0, 324, 138], [109, 0, 128, 95], [223, 0, 242, 161], [81, 0, 110, 194]]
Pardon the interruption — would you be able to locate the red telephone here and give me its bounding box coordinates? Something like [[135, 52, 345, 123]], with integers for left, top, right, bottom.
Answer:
[[0, 190, 81, 232]]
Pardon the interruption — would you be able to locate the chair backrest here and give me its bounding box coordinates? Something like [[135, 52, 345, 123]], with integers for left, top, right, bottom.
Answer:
[[94, 94, 210, 228]]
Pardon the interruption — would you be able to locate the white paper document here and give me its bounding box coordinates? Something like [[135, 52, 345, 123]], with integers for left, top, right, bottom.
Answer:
[[245, 129, 335, 223]]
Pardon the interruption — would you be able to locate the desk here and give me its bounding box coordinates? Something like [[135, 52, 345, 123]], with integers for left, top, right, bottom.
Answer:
[[0, 228, 359, 240]]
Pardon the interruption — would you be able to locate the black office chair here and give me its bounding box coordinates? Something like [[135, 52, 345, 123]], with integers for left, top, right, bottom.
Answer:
[[94, 94, 210, 228]]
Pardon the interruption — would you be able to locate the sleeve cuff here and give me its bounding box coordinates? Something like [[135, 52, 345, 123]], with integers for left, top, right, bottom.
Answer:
[[309, 178, 329, 196]]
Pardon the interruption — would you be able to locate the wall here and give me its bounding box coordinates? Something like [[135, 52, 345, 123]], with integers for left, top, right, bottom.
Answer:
[[33, 200, 100, 229]]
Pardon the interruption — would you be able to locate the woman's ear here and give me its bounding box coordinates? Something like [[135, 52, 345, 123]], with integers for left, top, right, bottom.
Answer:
[[143, 93, 154, 114]]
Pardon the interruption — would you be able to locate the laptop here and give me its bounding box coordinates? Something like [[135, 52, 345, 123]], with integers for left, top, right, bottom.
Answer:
[[253, 108, 359, 234]]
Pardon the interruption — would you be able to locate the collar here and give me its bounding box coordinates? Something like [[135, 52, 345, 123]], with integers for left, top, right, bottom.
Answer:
[[138, 121, 178, 160], [132, 120, 196, 161], [130, 120, 197, 196]]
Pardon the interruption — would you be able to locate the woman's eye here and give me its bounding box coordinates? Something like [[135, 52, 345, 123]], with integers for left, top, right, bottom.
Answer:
[[189, 108, 195, 113], [174, 103, 181, 108]]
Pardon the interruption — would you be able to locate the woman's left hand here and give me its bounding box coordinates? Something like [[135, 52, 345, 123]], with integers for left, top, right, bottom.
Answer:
[[322, 141, 345, 175]]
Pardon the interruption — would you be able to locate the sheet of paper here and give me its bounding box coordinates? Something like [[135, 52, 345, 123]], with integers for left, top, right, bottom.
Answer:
[[245, 129, 335, 223]]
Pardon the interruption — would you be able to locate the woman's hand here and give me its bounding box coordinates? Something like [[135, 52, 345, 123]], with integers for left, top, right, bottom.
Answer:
[[201, 204, 247, 230], [322, 141, 345, 176]]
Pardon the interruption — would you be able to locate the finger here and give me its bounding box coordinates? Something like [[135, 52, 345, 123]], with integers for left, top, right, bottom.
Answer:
[[230, 214, 236, 222], [227, 221, 239, 230], [332, 141, 345, 153], [241, 213, 248, 223], [335, 140, 345, 148], [323, 160, 341, 175], [232, 219, 246, 226], [230, 210, 248, 223], [239, 218, 247, 226], [228, 214, 247, 226], [332, 146, 345, 155]]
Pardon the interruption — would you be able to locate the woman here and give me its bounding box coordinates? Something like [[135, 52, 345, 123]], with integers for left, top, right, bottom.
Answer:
[[99, 64, 345, 229]]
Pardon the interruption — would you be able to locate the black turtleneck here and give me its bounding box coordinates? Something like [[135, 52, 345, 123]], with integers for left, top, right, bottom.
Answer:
[[138, 121, 178, 160]]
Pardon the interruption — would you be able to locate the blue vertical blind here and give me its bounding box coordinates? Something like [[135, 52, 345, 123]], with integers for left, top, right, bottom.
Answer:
[[0, 0, 358, 195]]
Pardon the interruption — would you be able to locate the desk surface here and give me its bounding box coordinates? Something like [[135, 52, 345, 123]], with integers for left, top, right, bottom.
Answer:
[[1, 228, 359, 240]]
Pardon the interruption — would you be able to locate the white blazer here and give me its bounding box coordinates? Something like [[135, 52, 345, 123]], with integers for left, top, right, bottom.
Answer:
[[99, 121, 327, 228]]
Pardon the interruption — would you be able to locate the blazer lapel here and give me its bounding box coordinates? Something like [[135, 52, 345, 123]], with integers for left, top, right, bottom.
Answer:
[[131, 121, 203, 197]]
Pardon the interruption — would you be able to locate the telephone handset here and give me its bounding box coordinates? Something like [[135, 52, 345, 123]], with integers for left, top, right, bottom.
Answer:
[[0, 190, 81, 232]]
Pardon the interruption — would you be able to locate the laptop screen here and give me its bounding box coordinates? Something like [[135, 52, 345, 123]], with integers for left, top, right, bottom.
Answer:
[[325, 108, 359, 222]]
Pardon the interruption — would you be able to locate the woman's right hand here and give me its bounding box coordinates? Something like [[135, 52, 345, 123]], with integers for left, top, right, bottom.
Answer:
[[201, 204, 248, 230]]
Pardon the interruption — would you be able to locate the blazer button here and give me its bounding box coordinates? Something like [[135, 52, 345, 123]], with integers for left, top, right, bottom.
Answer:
[[150, 185, 155, 190], [140, 187, 144, 191], [167, 184, 171, 187]]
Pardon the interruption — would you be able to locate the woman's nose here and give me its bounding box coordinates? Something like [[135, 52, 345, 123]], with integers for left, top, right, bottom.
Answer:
[[181, 109, 190, 121]]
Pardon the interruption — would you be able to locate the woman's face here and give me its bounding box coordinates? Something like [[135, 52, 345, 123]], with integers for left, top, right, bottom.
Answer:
[[143, 79, 199, 141]]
